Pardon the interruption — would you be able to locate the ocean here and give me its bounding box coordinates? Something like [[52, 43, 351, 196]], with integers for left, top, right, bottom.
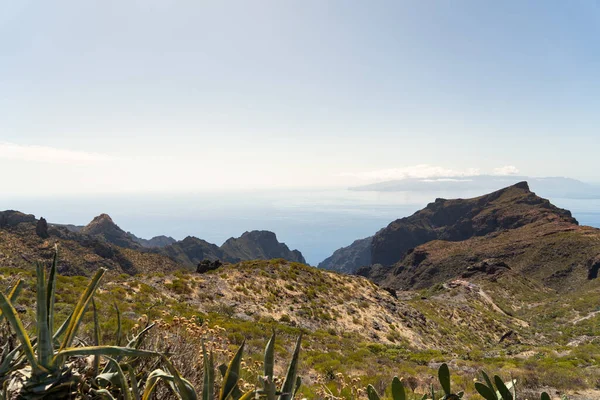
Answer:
[[3, 189, 600, 266]]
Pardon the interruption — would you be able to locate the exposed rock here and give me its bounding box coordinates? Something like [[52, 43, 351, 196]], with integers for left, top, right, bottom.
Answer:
[[36, 217, 49, 238], [196, 259, 223, 273], [81, 214, 141, 249], [131, 234, 176, 248], [318, 236, 372, 273], [0, 211, 36, 228], [371, 182, 576, 267], [220, 230, 305, 264], [358, 182, 596, 292], [587, 256, 600, 280], [161, 236, 233, 267]]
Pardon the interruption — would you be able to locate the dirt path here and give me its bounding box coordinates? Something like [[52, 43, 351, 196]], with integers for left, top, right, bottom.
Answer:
[[572, 310, 600, 324], [451, 279, 529, 327]]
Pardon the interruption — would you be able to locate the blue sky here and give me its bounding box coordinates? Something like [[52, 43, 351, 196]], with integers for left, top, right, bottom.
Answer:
[[1, 1, 599, 195]]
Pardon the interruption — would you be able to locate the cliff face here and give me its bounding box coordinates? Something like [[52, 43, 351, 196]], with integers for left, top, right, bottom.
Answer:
[[161, 236, 234, 266], [371, 182, 577, 266], [353, 182, 600, 292], [220, 231, 306, 264], [318, 236, 372, 273]]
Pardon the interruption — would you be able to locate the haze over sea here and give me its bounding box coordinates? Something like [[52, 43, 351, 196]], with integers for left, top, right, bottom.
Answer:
[[4, 188, 600, 266]]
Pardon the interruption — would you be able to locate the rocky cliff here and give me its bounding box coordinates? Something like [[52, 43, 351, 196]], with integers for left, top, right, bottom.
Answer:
[[220, 230, 306, 264], [317, 236, 372, 273], [371, 182, 577, 266]]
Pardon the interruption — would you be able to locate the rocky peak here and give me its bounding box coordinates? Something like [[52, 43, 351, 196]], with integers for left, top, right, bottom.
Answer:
[[81, 214, 141, 249], [0, 210, 36, 229], [221, 230, 306, 264], [371, 182, 577, 266]]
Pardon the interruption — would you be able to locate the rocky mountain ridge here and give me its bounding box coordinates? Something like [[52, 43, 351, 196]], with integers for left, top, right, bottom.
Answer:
[[319, 182, 600, 296], [0, 210, 306, 273]]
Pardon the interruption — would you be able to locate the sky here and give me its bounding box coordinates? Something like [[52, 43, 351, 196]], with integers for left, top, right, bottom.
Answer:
[[1, 1, 600, 196]]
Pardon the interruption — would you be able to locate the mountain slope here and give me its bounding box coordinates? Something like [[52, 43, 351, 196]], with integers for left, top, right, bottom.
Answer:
[[161, 236, 236, 266], [317, 236, 372, 273], [371, 182, 577, 266], [220, 230, 306, 264], [351, 182, 600, 295], [80, 214, 142, 249]]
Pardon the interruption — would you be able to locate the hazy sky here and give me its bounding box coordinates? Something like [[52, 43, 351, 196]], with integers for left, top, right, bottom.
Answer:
[[2, 1, 599, 195]]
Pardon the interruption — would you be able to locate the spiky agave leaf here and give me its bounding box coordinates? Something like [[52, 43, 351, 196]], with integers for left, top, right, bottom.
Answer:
[[0, 279, 23, 324], [263, 331, 276, 400], [278, 334, 302, 400], [92, 299, 101, 376], [201, 341, 214, 400], [57, 346, 162, 359], [0, 291, 43, 374], [56, 267, 106, 360], [114, 302, 122, 347], [142, 366, 197, 400], [96, 357, 133, 400], [36, 263, 52, 368], [219, 340, 245, 400], [161, 355, 197, 400]]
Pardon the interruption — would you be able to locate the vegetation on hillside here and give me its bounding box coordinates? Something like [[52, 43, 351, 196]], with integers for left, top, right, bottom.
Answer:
[[1, 251, 597, 399]]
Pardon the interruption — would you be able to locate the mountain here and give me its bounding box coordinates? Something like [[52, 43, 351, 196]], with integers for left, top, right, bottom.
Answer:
[[0, 211, 179, 275], [220, 230, 306, 264], [370, 181, 576, 266], [317, 236, 372, 273], [80, 213, 142, 249], [350, 175, 600, 199], [129, 233, 176, 248], [160, 236, 236, 266], [349, 182, 600, 295]]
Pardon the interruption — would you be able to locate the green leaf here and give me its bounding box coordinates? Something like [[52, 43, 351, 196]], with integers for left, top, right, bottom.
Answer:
[[46, 247, 58, 339], [540, 393, 551, 400], [104, 357, 133, 400], [366, 385, 380, 400], [279, 334, 302, 400], [219, 341, 245, 400], [57, 345, 161, 359], [57, 267, 106, 357], [142, 369, 171, 400], [92, 298, 101, 375], [114, 302, 122, 346], [293, 376, 302, 398], [36, 262, 52, 367], [481, 371, 495, 393], [202, 341, 214, 400], [0, 279, 23, 323], [438, 363, 451, 396], [493, 376, 513, 400], [239, 390, 256, 400], [264, 331, 275, 379], [474, 382, 498, 400], [0, 291, 42, 374], [391, 376, 406, 400], [161, 355, 198, 400]]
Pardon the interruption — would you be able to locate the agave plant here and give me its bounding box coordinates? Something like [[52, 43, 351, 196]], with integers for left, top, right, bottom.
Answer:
[[474, 370, 553, 400], [0, 250, 187, 399], [367, 363, 463, 400], [257, 332, 302, 400], [368, 364, 554, 400]]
